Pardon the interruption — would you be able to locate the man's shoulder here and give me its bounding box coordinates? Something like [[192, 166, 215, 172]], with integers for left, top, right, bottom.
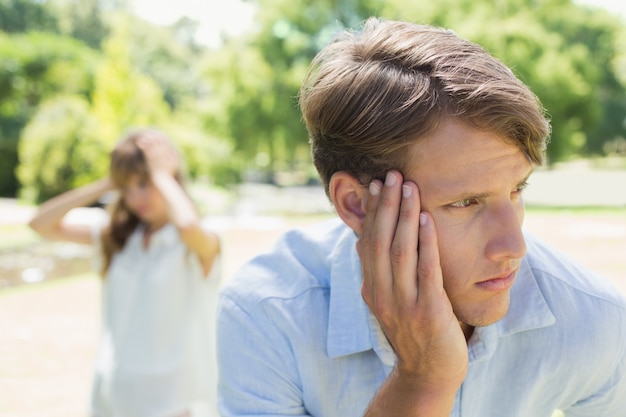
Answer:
[[519, 232, 626, 408], [220, 217, 351, 306], [524, 231, 626, 313]]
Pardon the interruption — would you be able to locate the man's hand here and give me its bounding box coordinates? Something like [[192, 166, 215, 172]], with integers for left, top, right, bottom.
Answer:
[[357, 171, 468, 415]]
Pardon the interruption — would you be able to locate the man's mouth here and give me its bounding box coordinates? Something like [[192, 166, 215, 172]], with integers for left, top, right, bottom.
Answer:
[[475, 271, 517, 291]]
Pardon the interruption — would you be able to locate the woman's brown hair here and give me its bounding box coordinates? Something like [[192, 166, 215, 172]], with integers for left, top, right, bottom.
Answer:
[[100, 128, 184, 275]]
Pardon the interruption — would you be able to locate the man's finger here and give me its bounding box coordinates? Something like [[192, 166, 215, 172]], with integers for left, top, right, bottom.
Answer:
[[360, 171, 403, 310], [416, 211, 445, 308], [390, 181, 420, 307]]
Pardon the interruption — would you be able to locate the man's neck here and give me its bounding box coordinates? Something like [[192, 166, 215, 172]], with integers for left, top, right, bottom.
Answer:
[[460, 322, 475, 341]]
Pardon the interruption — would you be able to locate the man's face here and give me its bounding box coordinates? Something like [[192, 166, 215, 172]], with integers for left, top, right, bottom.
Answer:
[[405, 119, 533, 328]]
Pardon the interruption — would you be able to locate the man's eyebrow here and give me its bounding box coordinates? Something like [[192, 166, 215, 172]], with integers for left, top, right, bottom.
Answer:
[[511, 170, 533, 187], [517, 171, 533, 186], [440, 169, 534, 202]]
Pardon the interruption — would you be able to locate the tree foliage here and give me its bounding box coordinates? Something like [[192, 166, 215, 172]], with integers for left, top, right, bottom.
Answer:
[[3, 0, 626, 199], [203, 0, 384, 178], [17, 95, 104, 202], [123, 16, 208, 110], [90, 14, 171, 146], [210, 0, 626, 166], [48, 0, 110, 49], [0, 31, 98, 196], [0, 0, 58, 33], [9, 6, 232, 201]]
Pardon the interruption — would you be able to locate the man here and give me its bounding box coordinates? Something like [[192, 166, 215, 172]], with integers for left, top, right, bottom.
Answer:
[[216, 18, 626, 416]]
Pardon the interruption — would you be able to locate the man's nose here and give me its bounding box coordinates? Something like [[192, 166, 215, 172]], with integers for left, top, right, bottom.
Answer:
[[484, 201, 527, 262]]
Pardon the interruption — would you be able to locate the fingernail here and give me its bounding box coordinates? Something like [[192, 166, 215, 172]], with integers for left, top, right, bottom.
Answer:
[[402, 184, 412, 198], [419, 213, 427, 226], [385, 172, 396, 187], [369, 182, 380, 196]]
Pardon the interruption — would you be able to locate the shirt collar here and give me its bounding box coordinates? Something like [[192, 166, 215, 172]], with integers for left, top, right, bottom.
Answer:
[[325, 224, 396, 366], [326, 224, 556, 364], [467, 257, 556, 364], [132, 222, 178, 248], [496, 256, 556, 336], [326, 225, 373, 359]]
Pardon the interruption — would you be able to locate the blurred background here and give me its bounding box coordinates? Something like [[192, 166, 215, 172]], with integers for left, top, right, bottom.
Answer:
[[1, 0, 625, 415]]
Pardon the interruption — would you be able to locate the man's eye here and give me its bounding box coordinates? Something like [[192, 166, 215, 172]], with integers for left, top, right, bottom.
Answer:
[[449, 198, 477, 208], [513, 181, 529, 193]]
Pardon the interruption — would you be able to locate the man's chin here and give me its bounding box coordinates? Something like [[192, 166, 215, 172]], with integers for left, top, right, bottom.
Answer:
[[455, 294, 511, 329]]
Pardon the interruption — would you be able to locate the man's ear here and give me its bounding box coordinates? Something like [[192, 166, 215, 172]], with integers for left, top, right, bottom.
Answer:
[[329, 171, 367, 236]]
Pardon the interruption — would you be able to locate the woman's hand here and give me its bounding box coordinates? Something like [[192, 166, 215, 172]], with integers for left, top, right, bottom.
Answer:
[[137, 133, 180, 178]]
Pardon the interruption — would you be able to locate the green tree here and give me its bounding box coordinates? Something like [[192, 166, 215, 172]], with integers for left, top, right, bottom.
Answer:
[[2, 2, 226, 197], [208, 0, 626, 168], [48, 0, 110, 49], [204, 0, 383, 179], [0, 32, 98, 196], [91, 14, 171, 147], [162, 115, 237, 185], [123, 15, 209, 110], [17, 95, 104, 202], [0, 0, 58, 33], [543, 5, 626, 156]]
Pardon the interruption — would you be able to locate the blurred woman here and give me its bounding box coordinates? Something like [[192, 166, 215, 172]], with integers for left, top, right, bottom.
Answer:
[[29, 127, 221, 417]]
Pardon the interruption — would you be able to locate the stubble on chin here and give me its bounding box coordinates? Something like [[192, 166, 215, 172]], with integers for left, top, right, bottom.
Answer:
[[453, 293, 512, 330]]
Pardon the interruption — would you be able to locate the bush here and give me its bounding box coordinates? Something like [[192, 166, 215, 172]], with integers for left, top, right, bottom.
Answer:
[[161, 122, 240, 186], [17, 95, 106, 203]]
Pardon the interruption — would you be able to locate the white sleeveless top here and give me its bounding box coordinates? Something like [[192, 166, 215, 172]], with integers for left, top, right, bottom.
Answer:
[[91, 223, 221, 417]]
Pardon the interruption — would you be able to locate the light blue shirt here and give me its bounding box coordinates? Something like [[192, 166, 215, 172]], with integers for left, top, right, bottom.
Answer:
[[217, 218, 626, 416]]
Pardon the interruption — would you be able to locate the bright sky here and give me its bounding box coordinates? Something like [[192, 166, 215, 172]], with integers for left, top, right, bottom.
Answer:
[[132, 0, 626, 48], [131, 0, 256, 47], [575, 0, 626, 17]]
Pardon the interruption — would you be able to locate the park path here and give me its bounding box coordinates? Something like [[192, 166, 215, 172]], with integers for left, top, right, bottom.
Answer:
[[0, 215, 315, 417]]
